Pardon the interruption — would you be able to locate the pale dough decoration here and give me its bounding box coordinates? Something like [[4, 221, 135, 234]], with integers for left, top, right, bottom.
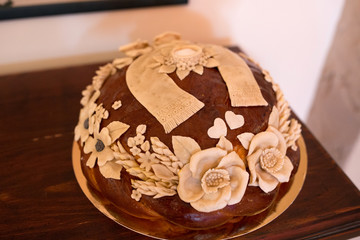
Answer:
[[271, 85, 292, 133], [74, 90, 100, 146], [106, 121, 130, 143], [148, 42, 267, 109], [140, 141, 150, 152], [131, 190, 141, 201], [75, 86, 130, 180], [80, 84, 95, 107], [120, 124, 184, 201], [84, 120, 130, 169], [137, 151, 160, 172], [150, 43, 219, 80], [150, 137, 183, 174], [136, 124, 147, 135], [90, 103, 109, 133], [74, 108, 93, 146], [134, 134, 145, 145], [126, 37, 268, 133], [112, 100, 122, 110], [92, 63, 116, 90], [99, 160, 123, 180], [247, 126, 294, 193], [239, 51, 302, 151], [119, 39, 153, 58], [177, 138, 249, 212], [237, 132, 254, 150], [153, 32, 181, 46], [126, 48, 205, 133], [130, 146, 141, 156], [216, 136, 233, 153], [109, 148, 135, 181], [211, 45, 268, 107], [268, 106, 280, 129], [112, 57, 133, 70], [83, 126, 114, 168], [269, 86, 302, 151], [117, 131, 182, 201], [112, 141, 137, 167], [76, 83, 130, 180], [284, 119, 302, 151], [75, 33, 303, 206], [172, 135, 201, 164], [207, 118, 227, 139], [131, 180, 177, 199], [225, 111, 244, 130]]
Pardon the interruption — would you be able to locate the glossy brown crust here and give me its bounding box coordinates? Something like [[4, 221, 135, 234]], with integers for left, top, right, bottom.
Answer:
[[79, 54, 300, 230], [97, 56, 275, 150], [80, 154, 163, 220]]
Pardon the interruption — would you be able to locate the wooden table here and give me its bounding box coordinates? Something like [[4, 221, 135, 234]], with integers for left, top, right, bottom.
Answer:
[[1, 62, 359, 240]]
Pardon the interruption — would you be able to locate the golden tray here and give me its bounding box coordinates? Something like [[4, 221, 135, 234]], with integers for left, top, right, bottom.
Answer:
[[73, 136, 307, 239]]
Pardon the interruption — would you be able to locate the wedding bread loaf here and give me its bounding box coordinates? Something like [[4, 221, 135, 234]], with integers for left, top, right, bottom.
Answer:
[[74, 32, 302, 230]]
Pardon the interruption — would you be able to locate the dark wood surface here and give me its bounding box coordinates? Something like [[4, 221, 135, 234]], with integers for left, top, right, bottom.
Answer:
[[0, 62, 359, 240]]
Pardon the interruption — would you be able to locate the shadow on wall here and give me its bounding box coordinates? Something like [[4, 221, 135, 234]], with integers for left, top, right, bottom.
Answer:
[[84, 4, 232, 49], [307, 0, 360, 167], [0, 4, 232, 76]]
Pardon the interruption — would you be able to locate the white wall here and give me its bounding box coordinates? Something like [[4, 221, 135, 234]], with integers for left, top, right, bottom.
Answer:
[[0, 0, 344, 121], [2, 1, 357, 187], [346, 135, 360, 190], [307, 0, 360, 191]]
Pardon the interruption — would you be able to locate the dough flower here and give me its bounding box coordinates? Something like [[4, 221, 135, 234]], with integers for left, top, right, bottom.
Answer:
[[84, 127, 114, 168], [150, 44, 219, 80], [74, 90, 100, 145], [177, 148, 249, 212], [247, 126, 294, 193]]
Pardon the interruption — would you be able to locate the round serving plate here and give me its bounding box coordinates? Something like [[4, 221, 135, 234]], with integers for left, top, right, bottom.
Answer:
[[73, 136, 307, 240]]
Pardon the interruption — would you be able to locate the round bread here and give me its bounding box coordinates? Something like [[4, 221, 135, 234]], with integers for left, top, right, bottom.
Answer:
[[75, 33, 301, 231]]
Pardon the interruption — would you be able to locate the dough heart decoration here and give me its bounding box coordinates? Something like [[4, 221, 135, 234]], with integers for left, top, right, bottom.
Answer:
[[225, 111, 244, 130], [207, 118, 227, 139]]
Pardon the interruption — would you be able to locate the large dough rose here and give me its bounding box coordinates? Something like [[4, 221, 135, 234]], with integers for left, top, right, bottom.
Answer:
[[247, 126, 294, 193], [177, 147, 249, 212]]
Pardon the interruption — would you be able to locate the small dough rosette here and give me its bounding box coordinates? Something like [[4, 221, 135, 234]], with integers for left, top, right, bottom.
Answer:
[[177, 148, 249, 212], [247, 126, 294, 193]]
